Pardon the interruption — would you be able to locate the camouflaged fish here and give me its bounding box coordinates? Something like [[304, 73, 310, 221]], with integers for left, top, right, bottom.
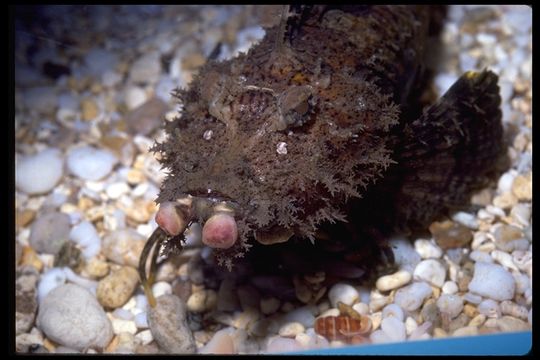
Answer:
[[139, 5, 506, 306]]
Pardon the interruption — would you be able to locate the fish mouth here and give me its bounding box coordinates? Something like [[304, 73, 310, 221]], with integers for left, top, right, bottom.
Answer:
[[139, 195, 239, 307]]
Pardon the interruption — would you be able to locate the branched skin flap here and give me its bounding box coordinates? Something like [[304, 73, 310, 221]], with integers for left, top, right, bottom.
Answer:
[[151, 5, 505, 270]]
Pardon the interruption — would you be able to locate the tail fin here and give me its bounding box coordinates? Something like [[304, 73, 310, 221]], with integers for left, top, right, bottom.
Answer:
[[392, 69, 507, 230]]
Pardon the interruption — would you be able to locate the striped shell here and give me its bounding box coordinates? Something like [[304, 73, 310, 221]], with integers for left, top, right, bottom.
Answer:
[[314, 315, 372, 342]]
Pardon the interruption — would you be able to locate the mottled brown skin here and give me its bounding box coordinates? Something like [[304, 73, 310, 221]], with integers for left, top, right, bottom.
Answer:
[[151, 5, 505, 271]]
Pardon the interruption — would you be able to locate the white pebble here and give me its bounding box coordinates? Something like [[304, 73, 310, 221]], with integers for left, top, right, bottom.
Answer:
[[16, 149, 64, 195], [436, 294, 463, 319], [477, 33, 497, 46], [282, 306, 316, 328], [389, 237, 421, 273], [469, 250, 494, 263], [477, 299, 501, 318], [111, 318, 138, 335], [113, 308, 134, 321], [409, 321, 432, 340], [442, 281, 459, 295], [278, 322, 305, 338], [413, 259, 446, 288], [370, 329, 391, 344], [124, 86, 147, 110], [105, 182, 130, 200], [129, 51, 161, 85], [135, 329, 153, 345], [37, 268, 67, 303], [63, 267, 98, 292], [69, 221, 101, 259], [468, 262, 516, 301], [381, 317, 406, 342], [266, 336, 303, 354], [318, 308, 340, 318], [151, 282, 172, 298], [512, 273, 530, 294], [490, 250, 519, 272], [463, 292, 483, 305], [67, 146, 117, 181], [405, 316, 418, 336], [369, 290, 390, 312], [328, 283, 359, 307], [394, 282, 432, 312], [382, 304, 404, 322], [451, 212, 479, 230], [134, 312, 149, 328], [510, 204, 531, 227], [376, 270, 412, 292], [414, 239, 443, 259]]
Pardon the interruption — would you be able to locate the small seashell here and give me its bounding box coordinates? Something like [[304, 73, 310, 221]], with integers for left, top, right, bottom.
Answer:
[[314, 315, 371, 341]]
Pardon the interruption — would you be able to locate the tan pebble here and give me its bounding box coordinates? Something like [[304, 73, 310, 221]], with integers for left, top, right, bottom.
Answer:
[[126, 169, 146, 185], [231, 308, 260, 330], [97, 266, 139, 309], [111, 318, 138, 335], [500, 301, 529, 320], [492, 192, 518, 209], [452, 326, 478, 337], [77, 196, 95, 211], [463, 304, 479, 318], [376, 270, 412, 292], [90, 82, 103, 94], [42, 338, 57, 352], [484, 318, 498, 328], [84, 257, 110, 279], [469, 314, 486, 327], [278, 322, 305, 338], [496, 316, 530, 332], [433, 327, 448, 338], [512, 173, 532, 201], [429, 220, 472, 250], [470, 188, 492, 207], [20, 246, 43, 272], [86, 206, 105, 222], [81, 98, 99, 121], [318, 308, 340, 318], [102, 229, 146, 268], [187, 289, 218, 313], [370, 312, 382, 331], [181, 53, 206, 71], [431, 286, 441, 299], [105, 335, 120, 353], [16, 210, 36, 228]]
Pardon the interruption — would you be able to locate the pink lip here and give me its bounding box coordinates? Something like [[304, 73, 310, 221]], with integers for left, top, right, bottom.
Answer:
[[201, 213, 238, 249]]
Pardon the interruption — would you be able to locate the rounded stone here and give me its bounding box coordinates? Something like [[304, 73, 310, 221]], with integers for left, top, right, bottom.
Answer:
[[97, 266, 139, 309], [147, 294, 196, 353], [436, 294, 464, 319], [394, 282, 433, 312], [328, 283, 359, 307], [36, 284, 113, 351], [16, 148, 64, 195], [376, 270, 412, 292], [67, 146, 117, 181], [29, 212, 71, 255], [278, 322, 305, 338], [413, 259, 447, 288], [468, 262, 515, 301]]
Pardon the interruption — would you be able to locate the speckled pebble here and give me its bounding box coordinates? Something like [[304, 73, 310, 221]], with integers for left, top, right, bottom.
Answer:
[[97, 266, 139, 309], [16, 149, 64, 195], [376, 270, 412, 292], [29, 212, 71, 255], [36, 284, 113, 351], [468, 262, 515, 301], [147, 294, 196, 354], [67, 146, 117, 181], [16, 266, 39, 335]]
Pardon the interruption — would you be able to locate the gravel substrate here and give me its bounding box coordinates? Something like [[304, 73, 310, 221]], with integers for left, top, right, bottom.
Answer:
[[14, 5, 532, 354]]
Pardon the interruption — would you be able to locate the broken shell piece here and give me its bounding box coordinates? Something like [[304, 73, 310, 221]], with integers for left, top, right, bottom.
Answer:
[[255, 227, 294, 245], [155, 202, 189, 236], [202, 213, 238, 249]]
